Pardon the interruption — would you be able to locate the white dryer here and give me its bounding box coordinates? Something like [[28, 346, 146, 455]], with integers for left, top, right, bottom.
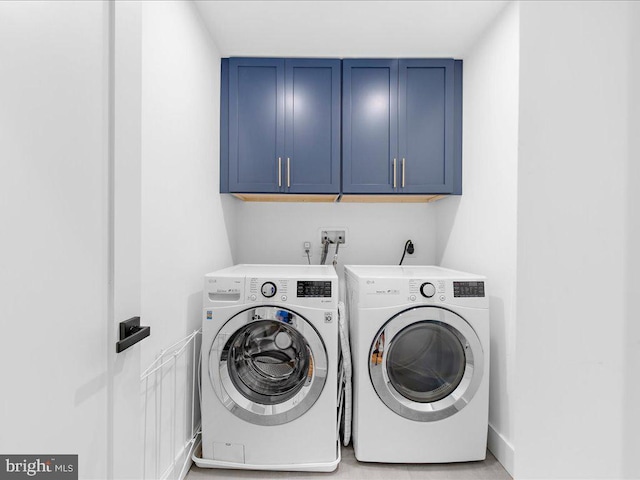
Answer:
[[345, 265, 489, 463], [198, 264, 339, 472]]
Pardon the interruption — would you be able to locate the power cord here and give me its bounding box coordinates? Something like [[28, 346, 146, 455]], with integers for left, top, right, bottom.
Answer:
[[399, 240, 414, 265], [305, 248, 311, 265]]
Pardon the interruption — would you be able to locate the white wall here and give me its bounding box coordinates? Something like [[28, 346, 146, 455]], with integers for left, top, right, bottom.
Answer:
[[624, 4, 640, 477], [233, 202, 437, 287], [140, 0, 233, 360], [516, 2, 632, 478], [435, 3, 518, 475], [139, 0, 233, 475], [0, 2, 109, 478]]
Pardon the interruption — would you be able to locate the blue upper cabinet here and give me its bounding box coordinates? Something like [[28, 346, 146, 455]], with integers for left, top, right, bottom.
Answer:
[[398, 59, 454, 193], [342, 60, 398, 194], [285, 59, 341, 193], [222, 57, 461, 199], [228, 58, 284, 193], [225, 58, 340, 194], [343, 58, 461, 195]]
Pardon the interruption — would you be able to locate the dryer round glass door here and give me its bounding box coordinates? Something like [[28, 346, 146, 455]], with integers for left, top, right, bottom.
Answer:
[[369, 306, 484, 422], [209, 306, 327, 426]]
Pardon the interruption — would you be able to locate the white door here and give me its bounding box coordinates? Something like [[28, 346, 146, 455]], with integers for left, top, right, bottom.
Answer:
[[0, 1, 111, 478], [0, 2, 145, 479], [111, 1, 144, 478]]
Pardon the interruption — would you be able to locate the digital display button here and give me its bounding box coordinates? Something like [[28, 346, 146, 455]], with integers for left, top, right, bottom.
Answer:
[[453, 281, 485, 298], [297, 281, 332, 298]]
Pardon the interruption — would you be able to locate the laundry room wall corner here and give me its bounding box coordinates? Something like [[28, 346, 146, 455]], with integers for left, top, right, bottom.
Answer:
[[623, 1, 640, 477], [140, 1, 232, 478], [435, 2, 519, 476], [220, 193, 240, 265]]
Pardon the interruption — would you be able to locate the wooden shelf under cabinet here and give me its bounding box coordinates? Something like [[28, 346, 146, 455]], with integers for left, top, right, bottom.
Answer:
[[339, 194, 447, 203], [230, 193, 448, 203], [232, 194, 339, 203]]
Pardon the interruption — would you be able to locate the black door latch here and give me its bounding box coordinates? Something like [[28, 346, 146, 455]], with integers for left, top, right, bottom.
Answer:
[[116, 316, 150, 353]]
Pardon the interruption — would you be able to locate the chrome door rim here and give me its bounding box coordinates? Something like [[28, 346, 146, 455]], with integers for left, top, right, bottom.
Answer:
[[369, 306, 483, 422], [210, 306, 328, 426]]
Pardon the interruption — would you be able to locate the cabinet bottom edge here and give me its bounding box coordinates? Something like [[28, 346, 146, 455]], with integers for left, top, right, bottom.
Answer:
[[339, 194, 449, 203], [231, 193, 339, 202], [229, 193, 451, 203]]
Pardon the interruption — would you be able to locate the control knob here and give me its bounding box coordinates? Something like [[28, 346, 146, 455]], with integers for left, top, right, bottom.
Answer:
[[420, 282, 436, 298], [261, 282, 277, 298]]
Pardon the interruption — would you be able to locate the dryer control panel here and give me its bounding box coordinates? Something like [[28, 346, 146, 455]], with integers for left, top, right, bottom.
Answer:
[[453, 281, 485, 298], [409, 279, 446, 298], [344, 265, 489, 309], [351, 277, 487, 309]]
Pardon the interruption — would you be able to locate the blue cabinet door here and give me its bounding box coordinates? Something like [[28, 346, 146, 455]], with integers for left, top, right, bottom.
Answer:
[[226, 58, 340, 194], [284, 59, 341, 194], [342, 59, 398, 194], [228, 58, 284, 193], [398, 59, 455, 194], [343, 58, 461, 195]]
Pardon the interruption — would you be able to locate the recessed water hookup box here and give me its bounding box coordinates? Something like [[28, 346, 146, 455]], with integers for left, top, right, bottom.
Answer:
[[320, 229, 346, 245]]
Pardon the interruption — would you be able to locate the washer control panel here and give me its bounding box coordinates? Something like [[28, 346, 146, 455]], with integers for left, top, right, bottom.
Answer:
[[261, 281, 277, 298], [246, 277, 336, 307], [250, 278, 289, 300], [297, 280, 332, 298]]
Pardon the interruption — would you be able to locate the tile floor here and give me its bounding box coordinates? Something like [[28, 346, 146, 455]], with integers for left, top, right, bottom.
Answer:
[[186, 446, 512, 480]]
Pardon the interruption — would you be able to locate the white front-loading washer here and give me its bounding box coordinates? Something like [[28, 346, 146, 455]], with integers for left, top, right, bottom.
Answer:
[[198, 264, 339, 471], [345, 265, 489, 463]]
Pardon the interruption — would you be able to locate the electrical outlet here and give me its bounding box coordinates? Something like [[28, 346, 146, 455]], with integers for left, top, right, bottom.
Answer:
[[302, 241, 312, 258]]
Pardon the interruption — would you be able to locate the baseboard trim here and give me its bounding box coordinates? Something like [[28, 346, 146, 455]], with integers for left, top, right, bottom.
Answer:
[[161, 435, 199, 480], [488, 423, 514, 477]]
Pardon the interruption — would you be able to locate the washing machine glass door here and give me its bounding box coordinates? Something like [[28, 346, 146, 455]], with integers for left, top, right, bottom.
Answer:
[[369, 306, 483, 422], [210, 306, 327, 426]]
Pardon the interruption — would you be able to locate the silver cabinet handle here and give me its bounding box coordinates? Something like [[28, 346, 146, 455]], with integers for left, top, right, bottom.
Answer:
[[402, 158, 405, 188], [287, 157, 291, 188], [278, 157, 282, 187], [393, 158, 397, 189]]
